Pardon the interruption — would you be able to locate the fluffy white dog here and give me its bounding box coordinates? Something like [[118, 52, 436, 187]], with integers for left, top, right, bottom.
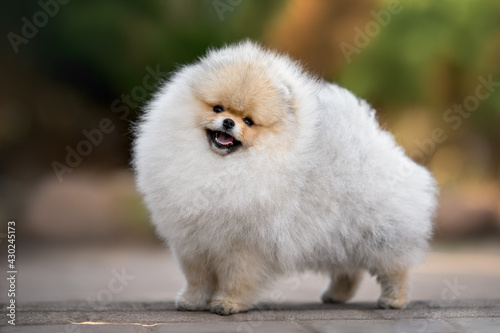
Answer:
[[133, 41, 438, 315]]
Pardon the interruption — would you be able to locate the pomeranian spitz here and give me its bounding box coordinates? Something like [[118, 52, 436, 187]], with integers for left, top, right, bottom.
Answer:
[[133, 41, 437, 315]]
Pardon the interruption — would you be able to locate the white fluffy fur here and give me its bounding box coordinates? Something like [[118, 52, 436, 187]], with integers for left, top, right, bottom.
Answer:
[[133, 41, 438, 314]]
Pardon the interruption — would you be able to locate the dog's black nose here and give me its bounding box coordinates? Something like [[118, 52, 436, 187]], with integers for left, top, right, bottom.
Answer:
[[223, 118, 235, 129]]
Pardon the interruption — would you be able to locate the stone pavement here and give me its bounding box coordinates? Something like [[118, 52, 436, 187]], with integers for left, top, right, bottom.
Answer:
[[2, 300, 500, 332], [1, 243, 499, 332]]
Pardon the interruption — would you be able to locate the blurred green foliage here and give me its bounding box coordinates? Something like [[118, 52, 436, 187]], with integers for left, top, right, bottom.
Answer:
[[3, 0, 285, 107], [339, 0, 500, 125], [4, 0, 498, 119], [1, 0, 499, 168]]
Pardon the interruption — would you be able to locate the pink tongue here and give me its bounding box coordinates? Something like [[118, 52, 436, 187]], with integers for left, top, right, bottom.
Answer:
[[216, 132, 234, 145]]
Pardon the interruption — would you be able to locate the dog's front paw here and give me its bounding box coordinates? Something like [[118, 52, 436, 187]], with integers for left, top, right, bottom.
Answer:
[[210, 299, 248, 316], [377, 296, 408, 309]]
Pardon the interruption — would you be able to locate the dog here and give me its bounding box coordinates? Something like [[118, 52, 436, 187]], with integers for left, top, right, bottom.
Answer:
[[133, 41, 438, 315]]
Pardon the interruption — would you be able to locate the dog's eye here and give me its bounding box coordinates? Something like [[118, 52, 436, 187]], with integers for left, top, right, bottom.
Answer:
[[243, 117, 254, 126], [213, 105, 224, 113]]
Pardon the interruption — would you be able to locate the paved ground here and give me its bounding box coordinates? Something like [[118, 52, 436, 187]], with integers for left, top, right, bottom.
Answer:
[[1, 243, 499, 332], [2, 299, 500, 332]]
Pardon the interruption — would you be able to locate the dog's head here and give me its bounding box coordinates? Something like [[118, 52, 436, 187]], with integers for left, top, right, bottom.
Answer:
[[188, 45, 297, 156]]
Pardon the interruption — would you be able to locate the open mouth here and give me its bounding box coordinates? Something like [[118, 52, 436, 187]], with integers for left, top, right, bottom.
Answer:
[[206, 129, 242, 153]]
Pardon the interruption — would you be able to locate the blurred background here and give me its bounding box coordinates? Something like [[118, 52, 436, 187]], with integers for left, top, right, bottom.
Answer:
[[0, 0, 499, 305]]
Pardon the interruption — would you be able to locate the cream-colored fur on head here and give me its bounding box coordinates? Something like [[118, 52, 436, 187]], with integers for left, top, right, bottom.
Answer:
[[133, 41, 438, 315]]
